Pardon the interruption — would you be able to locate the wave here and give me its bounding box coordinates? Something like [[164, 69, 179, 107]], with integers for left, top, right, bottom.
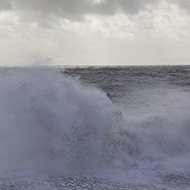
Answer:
[[123, 89, 190, 173], [0, 68, 190, 181], [0, 68, 122, 177]]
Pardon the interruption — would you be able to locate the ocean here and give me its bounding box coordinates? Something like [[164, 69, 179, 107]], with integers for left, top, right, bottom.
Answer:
[[0, 66, 190, 189]]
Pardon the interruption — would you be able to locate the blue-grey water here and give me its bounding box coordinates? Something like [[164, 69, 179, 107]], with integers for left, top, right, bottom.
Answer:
[[0, 66, 190, 189]]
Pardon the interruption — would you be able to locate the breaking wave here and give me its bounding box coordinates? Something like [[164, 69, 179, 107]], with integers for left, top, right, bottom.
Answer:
[[0, 68, 122, 178], [0, 68, 190, 181]]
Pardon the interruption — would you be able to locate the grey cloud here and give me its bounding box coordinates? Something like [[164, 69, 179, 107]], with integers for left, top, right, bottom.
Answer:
[[12, 0, 115, 19], [0, 0, 12, 10], [116, 0, 148, 14], [175, 0, 190, 13], [2, 0, 155, 18], [1, 0, 190, 21]]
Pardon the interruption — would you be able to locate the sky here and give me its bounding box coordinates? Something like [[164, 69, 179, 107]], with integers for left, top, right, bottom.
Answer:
[[0, 0, 190, 66]]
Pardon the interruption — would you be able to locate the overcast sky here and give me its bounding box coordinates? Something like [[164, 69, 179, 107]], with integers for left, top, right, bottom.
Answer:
[[0, 0, 190, 66]]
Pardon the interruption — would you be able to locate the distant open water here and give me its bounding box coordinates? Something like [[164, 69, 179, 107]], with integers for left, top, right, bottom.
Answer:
[[0, 66, 190, 189]]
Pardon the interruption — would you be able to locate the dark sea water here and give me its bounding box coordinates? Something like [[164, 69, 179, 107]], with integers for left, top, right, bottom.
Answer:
[[0, 66, 190, 189]]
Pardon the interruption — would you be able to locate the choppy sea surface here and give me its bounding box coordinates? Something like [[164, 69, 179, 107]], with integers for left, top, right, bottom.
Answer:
[[0, 66, 190, 189]]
